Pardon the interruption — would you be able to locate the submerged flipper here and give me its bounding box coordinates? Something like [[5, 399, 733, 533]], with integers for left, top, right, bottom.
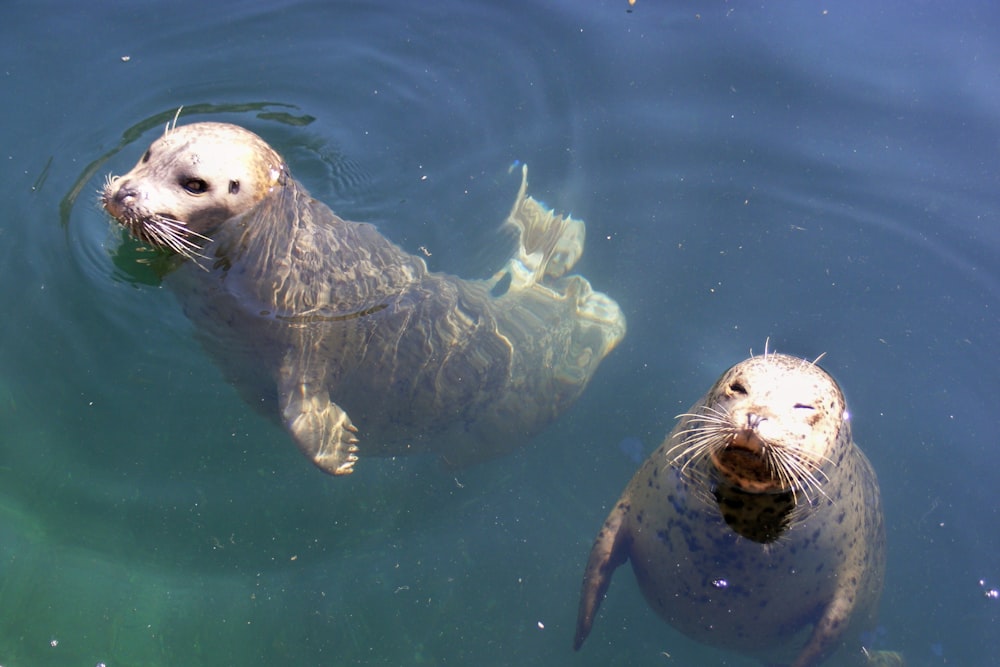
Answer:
[[278, 348, 359, 476], [489, 164, 586, 292], [487, 164, 627, 372], [574, 502, 632, 650]]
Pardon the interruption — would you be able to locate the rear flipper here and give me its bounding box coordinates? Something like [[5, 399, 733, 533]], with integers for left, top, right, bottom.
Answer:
[[488, 165, 627, 375], [552, 275, 626, 385], [489, 164, 586, 292]]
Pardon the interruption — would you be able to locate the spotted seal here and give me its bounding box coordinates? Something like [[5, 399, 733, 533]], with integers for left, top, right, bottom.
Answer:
[[101, 121, 626, 476], [574, 351, 897, 667]]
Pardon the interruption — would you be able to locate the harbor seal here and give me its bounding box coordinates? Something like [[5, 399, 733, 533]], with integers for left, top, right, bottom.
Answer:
[[574, 351, 894, 667], [101, 121, 625, 476]]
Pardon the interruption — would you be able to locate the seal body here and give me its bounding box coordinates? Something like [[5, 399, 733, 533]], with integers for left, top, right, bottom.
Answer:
[[102, 121, 626, 476], [574, 352, 886, 667]]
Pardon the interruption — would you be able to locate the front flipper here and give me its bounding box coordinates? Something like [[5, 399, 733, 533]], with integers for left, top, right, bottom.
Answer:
[[574, 501, 632, 650], [278, 350, 359, 476], [790, 580, 864, 667]]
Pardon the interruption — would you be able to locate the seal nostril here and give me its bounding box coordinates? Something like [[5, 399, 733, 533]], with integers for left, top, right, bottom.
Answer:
[[114, 185, 138, 205]]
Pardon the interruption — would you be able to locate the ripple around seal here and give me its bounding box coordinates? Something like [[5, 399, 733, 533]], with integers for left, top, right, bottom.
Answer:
[[62, 104, 327, 288], [64, 0, 583, 277]]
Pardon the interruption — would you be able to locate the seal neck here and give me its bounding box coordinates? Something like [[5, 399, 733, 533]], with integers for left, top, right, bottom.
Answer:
[[712, 481, 796, 544]]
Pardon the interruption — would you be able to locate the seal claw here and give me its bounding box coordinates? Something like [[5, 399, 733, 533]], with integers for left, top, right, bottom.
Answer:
[[333, 459, 356, 476], [278, 361, 363, 476]]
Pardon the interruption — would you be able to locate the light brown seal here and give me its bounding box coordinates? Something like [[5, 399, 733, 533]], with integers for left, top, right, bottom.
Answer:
[[101, 121, 625, 476], [574, 351, 897, 667]]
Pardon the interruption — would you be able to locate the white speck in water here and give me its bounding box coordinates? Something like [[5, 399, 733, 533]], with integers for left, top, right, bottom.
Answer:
[[712, 578, 728, 589]]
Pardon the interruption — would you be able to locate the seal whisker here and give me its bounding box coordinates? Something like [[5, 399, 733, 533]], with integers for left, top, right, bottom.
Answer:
[[762, 445, 794, 487], [150, 225, 202, 256], [153, 216, 213, 243], [165, 106, 184, 136], [125, 213, 213, 265], [772, 448, 830, 505], [667, 424, 735, 481], [787, 444, 837, 472], [673, 412, 730, 427], [670, 421, 731, 445], [751, 337, 773, 359], [667, 424, 729, 460], [692, 404, 734, 422]]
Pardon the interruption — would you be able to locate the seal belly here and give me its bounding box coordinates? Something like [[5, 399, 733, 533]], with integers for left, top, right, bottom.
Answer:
[[629, 464, 846, 652]]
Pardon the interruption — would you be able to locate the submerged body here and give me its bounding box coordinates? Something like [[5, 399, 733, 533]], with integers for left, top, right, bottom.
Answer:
[[102, 121, 625, 475], [574, 352, 892, 667]]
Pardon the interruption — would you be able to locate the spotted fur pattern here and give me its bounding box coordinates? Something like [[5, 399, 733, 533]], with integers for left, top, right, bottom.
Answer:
[[574, 353, 885, 667]]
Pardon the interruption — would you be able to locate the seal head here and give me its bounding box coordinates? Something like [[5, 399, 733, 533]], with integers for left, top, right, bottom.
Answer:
[[670, 353, 846, 541], [102, 122, 286, 259]]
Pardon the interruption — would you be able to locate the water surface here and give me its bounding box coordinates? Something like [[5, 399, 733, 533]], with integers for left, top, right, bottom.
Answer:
[[1, 1, 998, 665]]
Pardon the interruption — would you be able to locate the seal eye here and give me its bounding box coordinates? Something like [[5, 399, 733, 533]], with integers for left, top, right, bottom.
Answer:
[[229, 180, 240, 195], [729, 382, 748, 395], [141, 150, 151, 164], [183, 178, 209, 194]]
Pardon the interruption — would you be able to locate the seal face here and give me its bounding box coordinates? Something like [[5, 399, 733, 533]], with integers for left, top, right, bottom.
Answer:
[[574, 352, 887, 667], [102, 121, 626, 476], [102, 122, 286, 258]]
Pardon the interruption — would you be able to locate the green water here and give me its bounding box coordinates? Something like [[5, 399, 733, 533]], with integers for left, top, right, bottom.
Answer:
[[1, 1, 998, 665]]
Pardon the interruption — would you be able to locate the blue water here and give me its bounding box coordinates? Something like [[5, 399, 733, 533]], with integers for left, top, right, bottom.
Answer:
[[2, 1, 999, 665]]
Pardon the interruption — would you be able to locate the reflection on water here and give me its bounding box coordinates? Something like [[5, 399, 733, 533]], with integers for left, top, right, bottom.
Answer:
[[1, 1, 999, 666]]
